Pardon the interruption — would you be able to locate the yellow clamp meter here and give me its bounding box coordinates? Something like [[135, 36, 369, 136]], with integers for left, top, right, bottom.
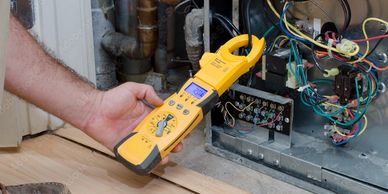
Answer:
[[114, 35, 265, 175]]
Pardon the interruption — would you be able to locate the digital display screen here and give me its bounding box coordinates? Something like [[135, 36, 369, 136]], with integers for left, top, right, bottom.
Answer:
[[185, 82, 208, 99]]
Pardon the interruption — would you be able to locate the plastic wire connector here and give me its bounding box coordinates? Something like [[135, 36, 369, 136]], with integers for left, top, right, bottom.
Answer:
[[297, 84, 310, 92], [336, 39, 358, 56], [323, 68, 340, 78]]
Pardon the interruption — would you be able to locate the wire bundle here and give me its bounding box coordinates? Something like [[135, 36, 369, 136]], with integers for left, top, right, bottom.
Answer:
[[265, 0, 388, 145], [289, 40, 374, 145]]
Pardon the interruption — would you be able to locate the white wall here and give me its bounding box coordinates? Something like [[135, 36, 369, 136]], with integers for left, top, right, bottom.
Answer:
[[0, 0, 95, 147]]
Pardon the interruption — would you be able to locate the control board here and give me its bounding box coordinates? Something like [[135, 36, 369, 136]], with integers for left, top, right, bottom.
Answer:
[[227, 84, 294, 136]]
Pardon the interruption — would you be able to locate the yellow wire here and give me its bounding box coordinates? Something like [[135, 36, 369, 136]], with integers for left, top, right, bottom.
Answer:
[[321, 102, 368, 137], [279, 39, 289, 48], [266, 0, 360, 57], [333, 114, 368, 137], [350, 17, 388, 64], [226, 101, 255, 112], [270, 35, 289, 51], [224, 101, 255, 127]]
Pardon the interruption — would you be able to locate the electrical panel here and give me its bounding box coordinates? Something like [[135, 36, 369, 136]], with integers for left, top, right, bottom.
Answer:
[[226, 84, 293, 136], [203, 0, 388, 193]]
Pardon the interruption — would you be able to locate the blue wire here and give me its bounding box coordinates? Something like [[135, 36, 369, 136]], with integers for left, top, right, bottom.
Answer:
[[333, 120, 364, 146], [355, 79, 361, 115], [279, 4, 309, 44], [323, 73, 372, 127], [290, 39, 373, 127]]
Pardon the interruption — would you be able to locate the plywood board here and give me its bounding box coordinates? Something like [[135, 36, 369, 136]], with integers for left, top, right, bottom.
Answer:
[[0, 92, 23, 147], [55, 126, 249, 194], [0, 135, 192, 194]]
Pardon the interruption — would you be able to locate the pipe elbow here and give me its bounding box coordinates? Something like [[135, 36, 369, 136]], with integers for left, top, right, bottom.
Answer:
[[184, 9, 204, 71], [101, 0, 158, 59]]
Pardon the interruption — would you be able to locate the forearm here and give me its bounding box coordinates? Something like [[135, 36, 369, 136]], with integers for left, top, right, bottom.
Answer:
[[4, 16, 102, 130]]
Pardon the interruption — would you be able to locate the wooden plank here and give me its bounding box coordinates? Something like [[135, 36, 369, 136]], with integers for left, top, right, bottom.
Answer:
[[55, 126, 113, 157], [153, 162, 250, 194], [55, 126, 250, 194], [0, 92, 22, 147], [28, 105, 49, 135], [0, 135, 192, 194]]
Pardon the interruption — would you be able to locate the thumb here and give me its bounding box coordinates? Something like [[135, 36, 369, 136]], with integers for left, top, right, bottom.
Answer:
[[128, 83, 163, 107]]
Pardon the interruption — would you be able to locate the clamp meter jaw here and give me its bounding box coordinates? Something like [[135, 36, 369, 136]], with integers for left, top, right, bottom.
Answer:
[[114, 35, 265, 175]]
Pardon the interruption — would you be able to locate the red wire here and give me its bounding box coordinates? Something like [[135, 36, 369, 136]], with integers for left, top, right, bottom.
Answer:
[[238, 112, 282, 131], [335, 108, 368, 142], [256, 112, 282, 127], [346, 109, 354, 120], [315, 51, 387, 71], [363, 58, 388, 71], [352, 34, 388, 43], [336, 123, 358, 142], [355, 63, 377, 92], [238, 128, 253, 131]]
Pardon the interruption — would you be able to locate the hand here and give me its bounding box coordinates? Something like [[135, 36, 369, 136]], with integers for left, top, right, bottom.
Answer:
[[82, 82, 183, 165]]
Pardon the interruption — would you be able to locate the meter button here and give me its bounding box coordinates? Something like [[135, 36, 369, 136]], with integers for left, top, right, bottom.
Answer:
[[168, 100, 175, 106], [183, 109, 190, 115], [176, 104, 183, 110]]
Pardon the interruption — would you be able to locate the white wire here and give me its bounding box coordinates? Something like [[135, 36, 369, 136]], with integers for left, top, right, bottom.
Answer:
[[224, 101, 255, 127], [175, 0, 192, 10]]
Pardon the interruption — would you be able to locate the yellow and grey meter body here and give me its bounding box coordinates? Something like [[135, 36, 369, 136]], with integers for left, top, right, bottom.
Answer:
[[114, 34, 266, 175]]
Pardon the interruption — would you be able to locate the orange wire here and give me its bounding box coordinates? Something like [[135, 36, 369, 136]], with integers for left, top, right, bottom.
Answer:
[[278, 39, 288, 48], [363, 59, 388, 71]]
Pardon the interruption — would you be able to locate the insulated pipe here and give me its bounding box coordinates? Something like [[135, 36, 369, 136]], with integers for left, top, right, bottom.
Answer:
[[154, 2, 178, 74], [185, 8, 204, 71], [166, 6, 176, 68], [91, 0, 118, 89], [102, 0, 158, 59], [154, 3, 169, 74]]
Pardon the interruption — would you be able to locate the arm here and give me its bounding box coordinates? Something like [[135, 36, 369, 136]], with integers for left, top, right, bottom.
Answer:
[[5, 15, 101, 131], [4, 16, 182, 160]]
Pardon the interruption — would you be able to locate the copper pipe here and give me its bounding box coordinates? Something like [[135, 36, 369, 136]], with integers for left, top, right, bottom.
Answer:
[[102, 0, 158, 59]]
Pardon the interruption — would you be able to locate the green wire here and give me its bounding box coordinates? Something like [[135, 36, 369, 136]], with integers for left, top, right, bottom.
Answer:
[[316, 72, 373, 126], [287, 38, 373, 127], [289, 39, 371, 126], [288, 40, 301, 84], [311, 79, 333, 85], [263, 23, 279, 39]]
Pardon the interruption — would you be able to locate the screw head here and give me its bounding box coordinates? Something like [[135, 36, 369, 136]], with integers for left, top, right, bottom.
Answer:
[[375, 52, 388, 63]]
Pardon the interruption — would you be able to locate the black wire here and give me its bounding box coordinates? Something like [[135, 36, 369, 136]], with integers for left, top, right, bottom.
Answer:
[[365, 31, 388, 58], [302, 91, 327, 106], [311, 33, 327, 73], [191, 0, 199, 8], [213, 15, 236, 38], [337, 0, 351, 34], [343, 0, 352, 31], [214, 13, 240, 35], [262, 0, 280, 28], [245, 0, 252, 48]]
